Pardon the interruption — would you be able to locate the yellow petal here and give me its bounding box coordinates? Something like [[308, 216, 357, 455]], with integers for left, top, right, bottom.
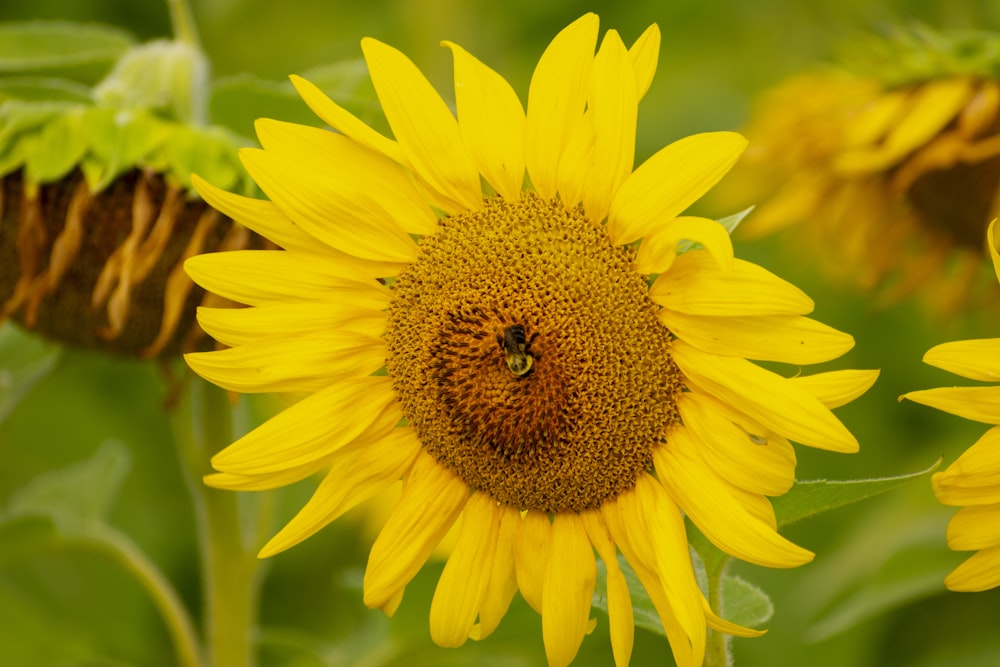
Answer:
[[361, 38, 482, 211], [788, 370, 881, 409], [364, 452, 469, 609], [210, 376, 399, 474], [946, 503, 1000, 551], [581, 511, 634, 667], [185, 330, 385, 394], [205, 459, 328, 491], [738, 170, 828, 238], [254, 118, 438, 236], [922, 338, 1000, 382], [633, 216, 734, 276], [608, 132, 747, 245], [677, 393, 796, 496], [430, 492, 501, 647], [902, 386, 1000, 424], [582, 29, 637, 223], [655, 441, 813, 568], [840, 88, 908, 149], [628, 24, 660, 101], [542, 512, 596, 667], [259, 426, 421, 557], [470, 505, 521, 640], [703, 598, 766, 639], [196, 302, 385, 348], [240, 148, 418, 264], [514, 509, 550, 614], [289, 74, 404, 164], [933, 426, 1000, 505], [673, 341, 859, 452], [663, 311, 854, 365], [601, 494, 701, 667], [185, 250, 391, 309], [836, 78, 973, 173], [524, 13, 599, 198], [945, 546, 1000, 592], [650, 252, 814, 316], [989, 219, 1000, 282], [443, 40, 526, 201]]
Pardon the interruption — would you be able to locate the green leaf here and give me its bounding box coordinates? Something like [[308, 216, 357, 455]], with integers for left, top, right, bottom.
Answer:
[[772, 458, 941, 528], [5, 440, 131, 537], [0, 323, 62, 423], [721, 574, 774, 629], [0, 21, 133, 84]]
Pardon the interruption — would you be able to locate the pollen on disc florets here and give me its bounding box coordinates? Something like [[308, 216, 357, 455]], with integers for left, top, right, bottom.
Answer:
[[384, 193, 684, 514]]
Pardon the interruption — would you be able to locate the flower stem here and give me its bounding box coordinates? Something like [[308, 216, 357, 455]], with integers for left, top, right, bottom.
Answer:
[[703, 555, 733, 667], [172, 376, 263, 667], [167, 0, 201, 47]]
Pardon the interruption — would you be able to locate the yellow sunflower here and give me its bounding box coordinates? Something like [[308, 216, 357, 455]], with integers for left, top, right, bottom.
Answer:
[[903, 219, 1000, 593], [718, 30, 1000, 309], [184, 14, 875, 667]]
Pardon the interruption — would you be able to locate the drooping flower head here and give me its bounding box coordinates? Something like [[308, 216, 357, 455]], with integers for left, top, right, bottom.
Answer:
[[185, 14, 875, 667], [718, 27, 1000, 310], [903, 219, 1000, 593]]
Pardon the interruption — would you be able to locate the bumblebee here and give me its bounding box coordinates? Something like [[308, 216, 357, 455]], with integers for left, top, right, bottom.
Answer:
[[497, 324, 536, 377]]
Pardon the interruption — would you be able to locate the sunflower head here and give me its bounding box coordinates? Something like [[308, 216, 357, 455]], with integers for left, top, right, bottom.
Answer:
[[185, 14, 875, 667], [718, 26, 1000, 310]]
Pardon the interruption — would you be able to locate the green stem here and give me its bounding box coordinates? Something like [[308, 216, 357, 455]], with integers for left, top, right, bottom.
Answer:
[[173, 376, 263, 667], [91, 527, 203, 667], [703, 556, 732, 667], [167, 0, 201, 47]]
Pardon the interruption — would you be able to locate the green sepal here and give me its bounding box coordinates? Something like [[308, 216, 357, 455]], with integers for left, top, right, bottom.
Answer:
[[772, 458, 941, 528], [23, 106, 89, 183], [677, 206, 753, 254], [78, 106, 173, 191]]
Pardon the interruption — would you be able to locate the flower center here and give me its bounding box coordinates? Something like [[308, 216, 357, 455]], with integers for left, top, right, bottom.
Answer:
[[384, 193, 683, 513]]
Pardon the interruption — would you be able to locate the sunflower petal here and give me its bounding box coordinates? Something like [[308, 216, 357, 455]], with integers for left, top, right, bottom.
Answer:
[[628, 24, 660, 101], [946, 503, 1000, 551], [196, 302, 385, 348], [933, 426, 1000, 505], [210, 376, 399, 474], [430, 492, 501, 647], [542, 512, 596, 667], [788, 369, 881, 409], [922, 338, 1000, 382], [608, 132, 747, 245], [364, 453, 469, 609], [524, 13, 599, 198], [651, 252, 814, 317], [470, 505, 520, 640], [634, 216, 734, 275], [583, 29, 637, 223], [581, 511, 634, 667], [240, 147, 419, 263], [673, 341, 859, 452], [655, 440, 813, 568], [902, 386, 1000, 424], [185, 250, 391, 308], [443, 40, 526, 201], [362, 38, 481, 210], [259, 426, 421, 557], [514, 510, 550, 614], [289, 74, 404, 164], [945, 546, 1000, 592]]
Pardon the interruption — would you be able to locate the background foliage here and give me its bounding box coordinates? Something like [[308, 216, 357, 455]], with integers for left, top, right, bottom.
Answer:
[[2, 0, 1000, 665]]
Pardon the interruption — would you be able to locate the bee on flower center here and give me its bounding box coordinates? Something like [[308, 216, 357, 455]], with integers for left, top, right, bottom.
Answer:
[[497, 324, 537, 377]]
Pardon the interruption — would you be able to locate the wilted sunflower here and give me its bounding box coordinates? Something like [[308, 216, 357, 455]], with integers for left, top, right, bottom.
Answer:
[[903, 220, 1000, 593], [185, 14, 875, 667], [719, 28, 1000, 309]]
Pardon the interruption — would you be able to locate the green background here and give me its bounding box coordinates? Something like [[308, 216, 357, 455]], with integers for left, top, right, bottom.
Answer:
[[2, 0, 1000, 665]]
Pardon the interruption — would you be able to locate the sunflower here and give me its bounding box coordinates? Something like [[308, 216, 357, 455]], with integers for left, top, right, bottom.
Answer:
[[902, 220, 1000, 593], [184, 14, 875, 667], [718, 29, 1000, 309]]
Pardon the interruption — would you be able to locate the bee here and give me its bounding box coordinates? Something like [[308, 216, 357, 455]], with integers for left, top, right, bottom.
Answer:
[[497, 324, 536, 377]]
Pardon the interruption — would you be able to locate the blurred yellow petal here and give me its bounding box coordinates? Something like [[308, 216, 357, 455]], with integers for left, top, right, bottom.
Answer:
[[364, 453, 469, 609], [524, 13, 599, 198], [443, 40, 526, 201], [608, 132, 747, 245], [542, 513, 595, 667], [430, 492, 500, 647]]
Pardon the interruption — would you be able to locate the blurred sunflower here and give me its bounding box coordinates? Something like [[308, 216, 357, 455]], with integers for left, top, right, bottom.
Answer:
[[719, 27, 1000, 310], [903, 219, 1000, 593], [185, 14, 875, 667]]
